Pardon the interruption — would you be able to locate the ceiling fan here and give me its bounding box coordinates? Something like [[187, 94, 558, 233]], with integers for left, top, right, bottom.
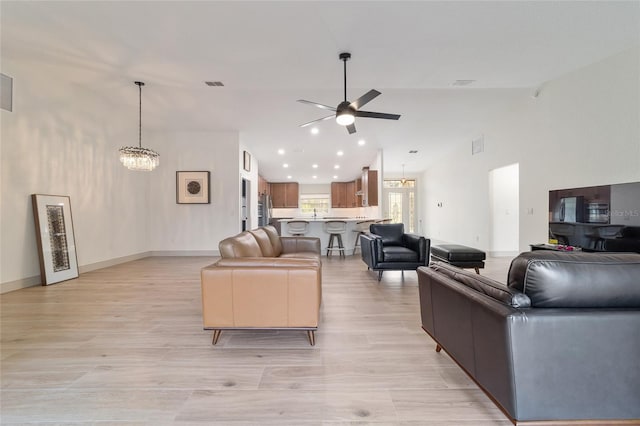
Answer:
[[297, 52, 400, 134]]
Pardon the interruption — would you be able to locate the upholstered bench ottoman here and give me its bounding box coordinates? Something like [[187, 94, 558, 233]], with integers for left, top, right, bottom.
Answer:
[[431, 244, 486, 274]]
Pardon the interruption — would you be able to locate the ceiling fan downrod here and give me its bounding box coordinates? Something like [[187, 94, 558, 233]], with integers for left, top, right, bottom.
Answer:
[[339, 52, 351, 102]]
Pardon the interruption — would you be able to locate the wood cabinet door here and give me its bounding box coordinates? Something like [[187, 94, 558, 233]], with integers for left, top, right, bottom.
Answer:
[[271, 183, 286, 208], [367, 170, 378, 206], [331, 182, 341, 207], [331, 182, 347, 207], [285, 183, 299, 208], [345, 181, 356, 207]]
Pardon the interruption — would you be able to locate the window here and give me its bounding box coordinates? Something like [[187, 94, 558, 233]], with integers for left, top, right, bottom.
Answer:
[[299, 194, 330, 216]]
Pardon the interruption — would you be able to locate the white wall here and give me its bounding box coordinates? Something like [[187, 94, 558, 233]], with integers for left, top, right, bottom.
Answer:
[[489, 163, 519, 255], [423, 47, 640, 252], [1, 60, 150, 291], [146, 131, 241, 253]]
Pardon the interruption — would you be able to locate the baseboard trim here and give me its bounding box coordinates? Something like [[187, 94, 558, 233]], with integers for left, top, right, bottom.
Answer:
[[78, 252, 152, 274], [0, 275, 42, 294], [488, 251, 520, 257], [148, 250, 219, 257]]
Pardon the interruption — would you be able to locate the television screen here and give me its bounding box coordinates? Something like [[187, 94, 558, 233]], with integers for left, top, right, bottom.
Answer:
[[548, 182, 640, 252]]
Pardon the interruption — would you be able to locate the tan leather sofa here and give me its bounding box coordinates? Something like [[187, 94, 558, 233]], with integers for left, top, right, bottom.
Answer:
[[201, 225, 322, 345]]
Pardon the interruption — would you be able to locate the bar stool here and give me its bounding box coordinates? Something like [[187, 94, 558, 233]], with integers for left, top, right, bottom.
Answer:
[[287, 220, 309, 236], [324, 220, 347, 258], [352, 219, 375, 255]]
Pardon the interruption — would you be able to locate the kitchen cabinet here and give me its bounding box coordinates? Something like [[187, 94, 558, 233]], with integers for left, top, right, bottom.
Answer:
[[345, 181, 356, 207], [271, 182, 299, 208], [258, 175, 270, 196], [361, 167, 378, 207], [331, 181, 359, 208], [331, 182, 346, 207]]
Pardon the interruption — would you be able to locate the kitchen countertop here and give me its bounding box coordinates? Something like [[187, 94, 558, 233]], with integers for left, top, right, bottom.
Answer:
[[278, 218, 376, 222]]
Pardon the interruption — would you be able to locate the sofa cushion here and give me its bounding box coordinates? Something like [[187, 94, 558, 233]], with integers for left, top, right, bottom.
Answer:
[[249, 228, 276, 257], [507, 251, 640, 308], [383, 246, 419, 262], [430, 262, 531, 308], [219, 231, 263, 258], [370, 223, 404, 246], [262, 225, 283, 257]]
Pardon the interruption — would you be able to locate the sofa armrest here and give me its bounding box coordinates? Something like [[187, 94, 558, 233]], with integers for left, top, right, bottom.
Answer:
[[360, 232, 383, 268], [403, 233, 430, 263], [281, 237, 321, 255]]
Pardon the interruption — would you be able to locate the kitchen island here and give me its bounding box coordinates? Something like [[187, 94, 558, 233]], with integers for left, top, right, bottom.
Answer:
[[279, 218, 377, 256]]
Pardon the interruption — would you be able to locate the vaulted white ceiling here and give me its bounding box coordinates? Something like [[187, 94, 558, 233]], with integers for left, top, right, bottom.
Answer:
[[2, 1, 639, 183]]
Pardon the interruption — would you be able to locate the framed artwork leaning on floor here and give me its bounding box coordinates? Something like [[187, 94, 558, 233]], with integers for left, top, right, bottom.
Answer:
[[31, 194, 79, 285]]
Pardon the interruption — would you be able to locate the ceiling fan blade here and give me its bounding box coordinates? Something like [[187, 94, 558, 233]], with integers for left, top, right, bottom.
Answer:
[[354, 110, 401, 120], [297, 99, 336, 111], [346, 123, 356, 134], [349, 89, 381, 110], [300, 114, 335, 128]]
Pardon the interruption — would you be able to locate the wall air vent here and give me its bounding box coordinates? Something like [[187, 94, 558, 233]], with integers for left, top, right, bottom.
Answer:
[[452, 80, 475, 87], [205, 81, 224, 87]]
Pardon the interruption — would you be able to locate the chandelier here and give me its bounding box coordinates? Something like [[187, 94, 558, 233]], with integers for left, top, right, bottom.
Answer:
[[119, 81, 159, 171]]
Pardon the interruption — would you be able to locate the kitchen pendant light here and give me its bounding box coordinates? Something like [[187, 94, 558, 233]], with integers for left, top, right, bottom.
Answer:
[[401, 164, 407, 186], [119, 81, 159, 171]]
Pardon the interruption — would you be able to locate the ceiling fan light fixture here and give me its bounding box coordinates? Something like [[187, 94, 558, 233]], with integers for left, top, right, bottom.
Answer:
[[336, 111, 355, 126]]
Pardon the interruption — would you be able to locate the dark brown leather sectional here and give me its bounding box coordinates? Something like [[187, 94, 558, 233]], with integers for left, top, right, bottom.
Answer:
[[418, 251, 640, 424]]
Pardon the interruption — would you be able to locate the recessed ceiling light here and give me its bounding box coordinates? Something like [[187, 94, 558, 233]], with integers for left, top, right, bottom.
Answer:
[[333, 175, 338, 179], [312, 164, 318, 168], [310, 127, 319, 135], [312, 175, 317, 179], [283, 163, 289, 168], [287, 175, 292, 179], [334, 165, 340, 169], [278, 149, 285, 155], [358, 139, 366, 146], [337, 150, 344, 156]]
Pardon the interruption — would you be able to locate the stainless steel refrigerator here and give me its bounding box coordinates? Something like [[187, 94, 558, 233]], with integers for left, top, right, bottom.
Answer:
[[258, 194, 272, 227]]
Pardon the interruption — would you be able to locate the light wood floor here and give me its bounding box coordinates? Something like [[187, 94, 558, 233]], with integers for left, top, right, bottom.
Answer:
[[1, 255, 514, 425]]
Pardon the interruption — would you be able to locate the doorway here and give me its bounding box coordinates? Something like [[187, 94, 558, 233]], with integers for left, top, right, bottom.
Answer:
[[383, 179, 417, 233], [489, 163, 519, 255]]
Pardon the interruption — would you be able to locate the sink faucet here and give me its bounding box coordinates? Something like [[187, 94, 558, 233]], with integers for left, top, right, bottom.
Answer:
[[313, 208, 317, 219]]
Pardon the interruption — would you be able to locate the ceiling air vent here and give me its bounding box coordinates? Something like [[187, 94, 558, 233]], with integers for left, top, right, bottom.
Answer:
[[205, 81, 224, 87], [452, 80, 475, 87], [409, 150, 418, 154]]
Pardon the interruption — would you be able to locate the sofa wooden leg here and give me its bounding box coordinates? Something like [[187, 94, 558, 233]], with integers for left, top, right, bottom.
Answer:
[[435, 344, 442, 353], [378, 270, 383, 281], [307, 330, 315, 346], [212, 330, 222, 345], [474, 267, 480, 275]]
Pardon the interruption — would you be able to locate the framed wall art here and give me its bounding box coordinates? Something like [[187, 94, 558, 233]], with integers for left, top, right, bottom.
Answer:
[[243, 151, 251, 172], [31, 194, 79, 285], [176, 171, 210, 204]]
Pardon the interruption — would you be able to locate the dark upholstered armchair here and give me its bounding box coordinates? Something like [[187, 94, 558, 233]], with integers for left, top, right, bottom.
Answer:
[[360, 223, 430, 280]]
